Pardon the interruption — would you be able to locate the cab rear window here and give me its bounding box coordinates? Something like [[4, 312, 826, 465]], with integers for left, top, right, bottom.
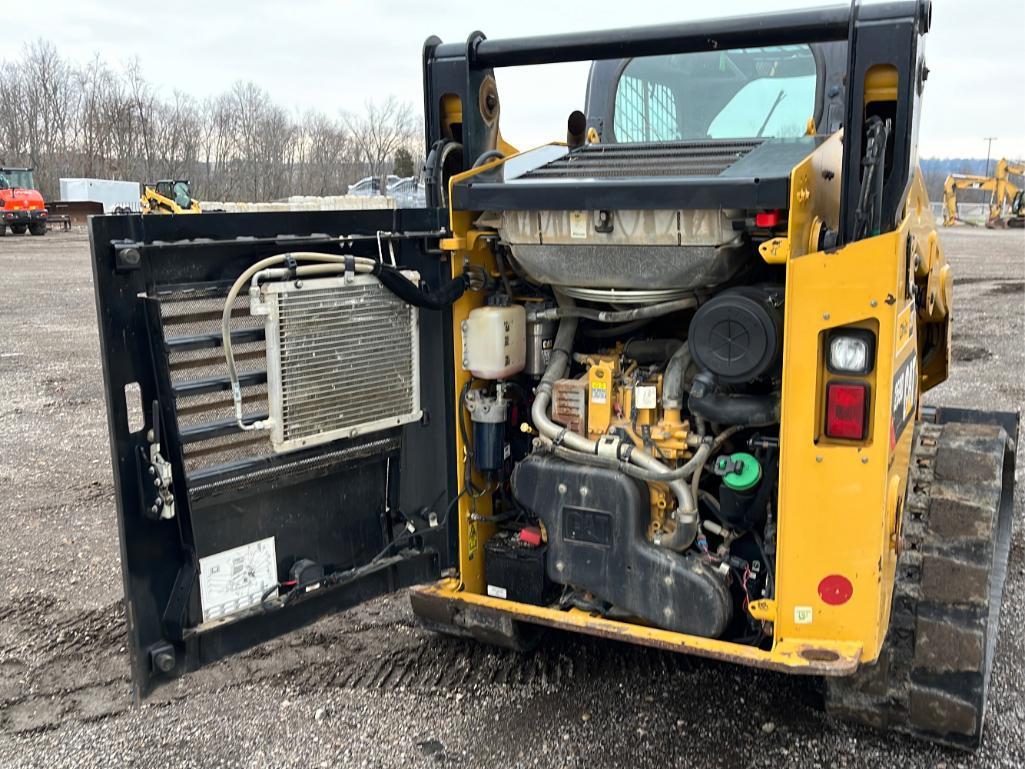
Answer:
[[613, 45, 818, 142]]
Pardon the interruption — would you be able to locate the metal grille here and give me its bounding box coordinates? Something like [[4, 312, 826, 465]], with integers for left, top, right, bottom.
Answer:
[[614, 75, 679, 143], [520, 139, 762, 179], [262, 273, 421, 453], [156, 289, 273, 478]]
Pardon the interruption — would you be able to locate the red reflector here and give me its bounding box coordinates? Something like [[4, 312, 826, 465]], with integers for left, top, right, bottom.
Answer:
[[825, 382, 867, 440], [755, 210, 782, 227], [818, 574, 854, 605], [519, 526, 542, 547]]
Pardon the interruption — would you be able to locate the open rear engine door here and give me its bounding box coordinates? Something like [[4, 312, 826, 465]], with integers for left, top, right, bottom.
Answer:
[[91, 208, 456, 699]]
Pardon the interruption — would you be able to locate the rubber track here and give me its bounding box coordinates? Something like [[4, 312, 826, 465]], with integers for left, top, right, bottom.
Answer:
[[825, 420, 1013, 749]]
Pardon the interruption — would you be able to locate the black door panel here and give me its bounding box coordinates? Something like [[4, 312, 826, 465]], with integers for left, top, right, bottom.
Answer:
[[90, 208, 455, 699]]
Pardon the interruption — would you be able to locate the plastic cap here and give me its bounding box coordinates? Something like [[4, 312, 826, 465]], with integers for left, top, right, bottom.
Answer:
[[719, 452, 762, 492]]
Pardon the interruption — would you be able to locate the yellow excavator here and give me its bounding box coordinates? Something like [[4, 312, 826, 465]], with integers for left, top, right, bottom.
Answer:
[[141, 180, 202, 214], [943, 158, 1024, 227]]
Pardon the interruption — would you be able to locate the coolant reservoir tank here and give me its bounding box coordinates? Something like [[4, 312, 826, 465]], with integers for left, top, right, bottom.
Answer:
[[462, 301, 526, 380]]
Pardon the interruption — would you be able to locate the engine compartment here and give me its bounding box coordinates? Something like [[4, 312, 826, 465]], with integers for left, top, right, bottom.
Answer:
[[459, 208, 787, 645]]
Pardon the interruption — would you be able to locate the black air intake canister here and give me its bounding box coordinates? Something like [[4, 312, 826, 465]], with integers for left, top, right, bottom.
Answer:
[[688, 286, 784, 383]]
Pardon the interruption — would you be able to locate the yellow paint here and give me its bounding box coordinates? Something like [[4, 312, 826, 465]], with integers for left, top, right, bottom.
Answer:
[[446, 155, 505, 593], [416, 581, 862, 675], [783, 131, 843, 260], [773, 194, 940, 661], [748, 599, 776, 622], [759, 237, 790, 264], [864, 64, 898, 104]]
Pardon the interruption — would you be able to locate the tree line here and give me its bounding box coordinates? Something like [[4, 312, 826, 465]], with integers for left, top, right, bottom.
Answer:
[[0, 41, 422, 202]]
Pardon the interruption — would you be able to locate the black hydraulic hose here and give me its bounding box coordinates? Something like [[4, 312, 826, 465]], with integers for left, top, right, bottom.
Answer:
[[540, 294, 697, 323], [662, 345, 692, 410], [372, 264, 470, 310], [472, 149, 506, 168], [688, 390, 781, 428], [581, 318, 650, 339], [622, 339, 683, 365]]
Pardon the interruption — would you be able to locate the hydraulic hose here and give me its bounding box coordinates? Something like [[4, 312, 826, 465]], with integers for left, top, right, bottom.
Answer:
[[687, 389, 781, 428], [661, 345, 692, 410], [533, 292, 698, 324], [581, 318, 651, 339], [471, 149, 506, 168], [221, 252, 378, 431], [530, 295, 700, 550], [689, 425, 743, 508], [222, 251, 471, 431], [622, 339, 683, 365]]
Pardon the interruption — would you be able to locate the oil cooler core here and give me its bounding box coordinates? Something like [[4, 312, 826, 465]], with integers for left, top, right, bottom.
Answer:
[[253, 272, 422, 453]]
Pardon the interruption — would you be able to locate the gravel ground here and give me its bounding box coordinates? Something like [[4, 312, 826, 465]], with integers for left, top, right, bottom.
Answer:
[[0, 226, 1022, 768]]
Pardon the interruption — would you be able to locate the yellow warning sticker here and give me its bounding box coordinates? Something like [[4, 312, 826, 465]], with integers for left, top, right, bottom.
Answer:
[[895, 300, 915, 354]]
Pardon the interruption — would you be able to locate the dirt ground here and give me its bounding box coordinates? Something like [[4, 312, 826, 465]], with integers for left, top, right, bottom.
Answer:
[[0, 226, 1022, 769]]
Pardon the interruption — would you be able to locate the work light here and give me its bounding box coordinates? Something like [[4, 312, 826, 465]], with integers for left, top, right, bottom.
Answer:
[[827, 329, 875, 374]]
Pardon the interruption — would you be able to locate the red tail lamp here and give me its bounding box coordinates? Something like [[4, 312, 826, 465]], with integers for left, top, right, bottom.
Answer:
[[825, 382, 868, 440]]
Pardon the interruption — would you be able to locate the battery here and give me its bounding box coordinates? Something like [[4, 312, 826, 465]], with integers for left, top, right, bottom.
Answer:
[[483, 530, 556, 606]]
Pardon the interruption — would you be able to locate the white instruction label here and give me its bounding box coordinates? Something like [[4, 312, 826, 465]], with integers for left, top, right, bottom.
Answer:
[[569, 210, 588, 239], [591, 380, 609, 404], [794, 606, 814, 625], [487, 584, 508, 599], [635, 385, 657, 409], [199, 537, 278, 621]]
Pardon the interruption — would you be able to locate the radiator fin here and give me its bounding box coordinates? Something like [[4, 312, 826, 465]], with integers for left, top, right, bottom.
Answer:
[[263, 273, 421, 453]]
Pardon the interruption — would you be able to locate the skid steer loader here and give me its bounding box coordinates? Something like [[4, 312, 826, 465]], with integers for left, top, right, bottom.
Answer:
[[90, 0, 1017, 749]]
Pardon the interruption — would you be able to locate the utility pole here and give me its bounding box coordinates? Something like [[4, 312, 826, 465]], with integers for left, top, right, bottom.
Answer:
[[984, 137, 997, 176]]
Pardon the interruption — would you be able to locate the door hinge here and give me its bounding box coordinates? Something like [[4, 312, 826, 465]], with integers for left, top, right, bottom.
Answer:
[[143, 400, 176, 520]]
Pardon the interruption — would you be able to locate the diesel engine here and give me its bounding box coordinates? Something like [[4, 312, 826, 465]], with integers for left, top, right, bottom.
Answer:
[[460, 204, 786, 643]]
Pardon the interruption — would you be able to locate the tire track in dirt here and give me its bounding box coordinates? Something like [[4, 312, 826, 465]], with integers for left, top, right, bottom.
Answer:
[[0, 592, 699, 736]]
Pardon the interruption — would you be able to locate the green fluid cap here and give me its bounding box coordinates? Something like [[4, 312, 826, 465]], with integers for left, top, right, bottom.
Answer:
[[718, 452, 762, 492]]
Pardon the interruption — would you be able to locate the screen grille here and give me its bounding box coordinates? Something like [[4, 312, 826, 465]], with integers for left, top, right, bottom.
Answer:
[[262, 273, 421, 453], [519, 139, 763, 179]]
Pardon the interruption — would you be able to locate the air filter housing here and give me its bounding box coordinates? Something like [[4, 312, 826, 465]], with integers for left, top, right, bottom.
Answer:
[[254, 272, 421, 453]]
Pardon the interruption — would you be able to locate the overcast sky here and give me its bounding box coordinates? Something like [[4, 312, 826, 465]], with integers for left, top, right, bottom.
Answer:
[[6, 0, 1024, 159]]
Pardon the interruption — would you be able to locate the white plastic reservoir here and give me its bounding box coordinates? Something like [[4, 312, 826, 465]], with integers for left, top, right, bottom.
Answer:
[[462, 304, 527, 380]]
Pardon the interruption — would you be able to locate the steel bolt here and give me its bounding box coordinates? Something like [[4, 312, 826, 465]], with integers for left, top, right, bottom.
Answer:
[[816, 455, 824, 463], [153, 650, 176, 673], [861, 456, 869, 464], [823, 312, 831, 320]]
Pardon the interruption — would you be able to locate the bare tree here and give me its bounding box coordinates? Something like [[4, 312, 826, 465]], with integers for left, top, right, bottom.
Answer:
[[344, 96, 418, 183], [0, 39, 420, 203]]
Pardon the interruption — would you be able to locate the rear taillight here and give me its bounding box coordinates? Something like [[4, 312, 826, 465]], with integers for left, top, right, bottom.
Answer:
[[825, 382, 868, 440]]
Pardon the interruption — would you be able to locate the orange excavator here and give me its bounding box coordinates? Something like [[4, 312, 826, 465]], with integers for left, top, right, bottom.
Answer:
[[943, 158, 1024, 228]]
